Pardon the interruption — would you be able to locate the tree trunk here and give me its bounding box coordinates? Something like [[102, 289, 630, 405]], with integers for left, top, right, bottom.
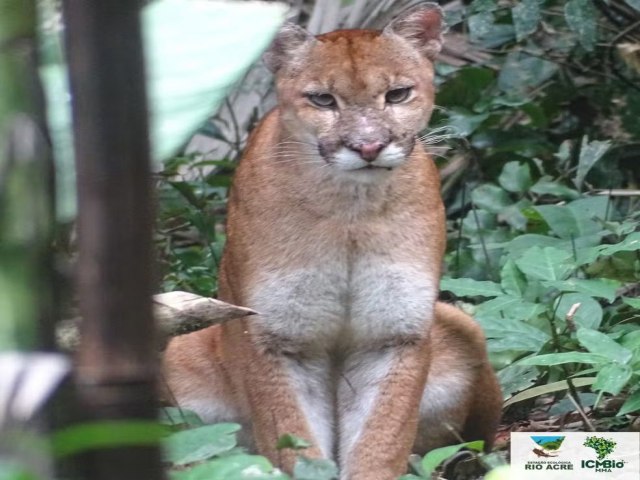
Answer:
[[61, 0, 164, 478]]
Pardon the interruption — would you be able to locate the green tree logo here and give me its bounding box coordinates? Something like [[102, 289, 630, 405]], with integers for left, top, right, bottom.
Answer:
[[583, 436, 617, 460]]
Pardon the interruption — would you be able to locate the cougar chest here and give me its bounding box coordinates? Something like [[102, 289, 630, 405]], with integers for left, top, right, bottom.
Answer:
[[246, 218, 437, 352]]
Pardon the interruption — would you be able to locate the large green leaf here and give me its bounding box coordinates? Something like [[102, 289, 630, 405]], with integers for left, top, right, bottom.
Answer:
[[564, 0, 598, 51], [51, 421, 166, 458], [440, 277, 503, 298], [518, 352, 608, 366], [574, 137, 611, 189], [625, 0, 640, 11], [618, 390, 640, 416], [593, 363, 632, 395], [577, 328, 633, 364], [471, 184, 512, 213], [498, 52, 557, 95], [512, 0, 541, 41], [504, 378, 596, 407], [515, 246, 573, 281], [530, 177, 580, 199], [544, 279, 621, 303], [500, 259, 527, 296], [164, 423, 241, 466], [41, 0, 287, 219], [497, 365, 539, 399], [553, 293, 603, 329], [169, 455, 287, 480], [476, 295, 545, 321], [498, 161, 532, 193], [293, 457, 339, 480], [598, 232, 640, 256], [534, 196, 608, 240]]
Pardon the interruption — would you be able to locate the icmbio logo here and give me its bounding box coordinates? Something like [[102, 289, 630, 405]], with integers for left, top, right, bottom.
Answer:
[[581, 436, 625, 473]]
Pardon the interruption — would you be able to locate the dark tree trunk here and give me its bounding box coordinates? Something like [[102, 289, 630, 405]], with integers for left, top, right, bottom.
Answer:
[[61, 1, 163, 479]]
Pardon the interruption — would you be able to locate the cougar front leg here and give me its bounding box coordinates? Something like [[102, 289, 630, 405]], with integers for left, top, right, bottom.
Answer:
[[338, 339, 430, 480], [242, 339, 334, 471]]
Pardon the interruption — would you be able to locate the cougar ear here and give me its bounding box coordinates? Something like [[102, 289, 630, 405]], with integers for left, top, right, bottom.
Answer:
[[263, 23, 316, 73], [383, 2, 445, 60]]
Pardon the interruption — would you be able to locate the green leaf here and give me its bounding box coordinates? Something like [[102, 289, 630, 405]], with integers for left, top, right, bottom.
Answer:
[[625, 0, 640, 11], [498, 52, 557, 94], [0, 461, 38, 480], [468, 11, 494, 43], [437, 67, 495, 109], [534, 197, 608, 240], [593, 363, 632, 395], [498, 161, 532, 193], [554, 293, 603, 329], [567, 197, 609, 235], [440, 277, 503, 297], [500, 259, 527, 296], [623, 297, 640, 309], [504, 378, 596, 407], [574, 137, 611, 189], [42, 0, 288, 220], [515, 246, 573, 281], [471, 184, 512, 213], [421, 441, 484, 475], [512, 0, 541, 41], [577, 329, 633, 364], [518, 352, 608, 366], [293, 457, 339, 480], [565, 0, 598, 51], [530, 177, 580, 199], [51, 421, 166, 458], [159, 407, 204, 427], [477, 296, 545, 322], [543, 279, 621, 303], [447, 109, 489, 136], [276, 434, 312, 450], [497, 365, 539, 398], [618, 390, 640, 415], [165, 423, 241, 466], [169, 455, 287, 480], [533, 205, 576, 239], [479, 311, 550, 353], [598, 232, 640, 256]]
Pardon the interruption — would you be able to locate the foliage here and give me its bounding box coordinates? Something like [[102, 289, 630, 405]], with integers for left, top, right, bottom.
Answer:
[[156, 155, 231, 296], [398, 441, 488, 479], [160, 409, 337, 480], [436, 0, 640, 420], [150, 0, 640, 478]]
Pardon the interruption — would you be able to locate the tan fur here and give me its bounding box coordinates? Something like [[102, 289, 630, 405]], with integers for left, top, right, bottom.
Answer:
[[163, 4, 501, 479]]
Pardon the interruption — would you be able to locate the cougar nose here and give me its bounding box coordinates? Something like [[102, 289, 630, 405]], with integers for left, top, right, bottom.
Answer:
[[350, 142, 386, 162]]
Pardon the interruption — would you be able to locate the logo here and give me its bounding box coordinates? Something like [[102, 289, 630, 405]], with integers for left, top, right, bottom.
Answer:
[[581, 436, 624, 473], [511, 432, 640, 479], [531, 436, 566, 457]]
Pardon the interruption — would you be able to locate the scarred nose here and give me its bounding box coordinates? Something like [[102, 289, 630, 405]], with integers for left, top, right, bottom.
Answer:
[[348, 142, 387, 162]]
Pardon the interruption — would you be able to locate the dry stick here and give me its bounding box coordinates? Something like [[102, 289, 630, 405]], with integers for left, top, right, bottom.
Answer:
[[568, 391, 596, 432], [57, 292, 257, 351]]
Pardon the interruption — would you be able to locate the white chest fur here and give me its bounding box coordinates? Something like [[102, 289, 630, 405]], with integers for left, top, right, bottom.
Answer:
[[247, 245, 437, 350]]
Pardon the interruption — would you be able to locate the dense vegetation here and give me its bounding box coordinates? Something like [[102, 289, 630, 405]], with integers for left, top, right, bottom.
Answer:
[[153, 1, 639, 478]]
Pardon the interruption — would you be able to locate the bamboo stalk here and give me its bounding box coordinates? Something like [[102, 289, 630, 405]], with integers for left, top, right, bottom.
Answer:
[[61, 0, 164, 478]]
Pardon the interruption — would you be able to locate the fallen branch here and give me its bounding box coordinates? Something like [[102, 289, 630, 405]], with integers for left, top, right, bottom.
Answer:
[[57, 291, 257, 351]]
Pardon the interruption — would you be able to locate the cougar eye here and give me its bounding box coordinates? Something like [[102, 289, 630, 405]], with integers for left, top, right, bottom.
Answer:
[[307, 93, 337, 108], [385, 87, 412, 104]]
